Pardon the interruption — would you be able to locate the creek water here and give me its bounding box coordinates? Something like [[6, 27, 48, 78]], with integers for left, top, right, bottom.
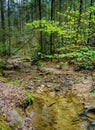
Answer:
[[26, 91, 85, 130]]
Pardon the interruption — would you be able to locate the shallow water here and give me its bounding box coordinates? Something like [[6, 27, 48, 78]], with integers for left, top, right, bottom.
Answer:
[[26, 91, 84, 130]]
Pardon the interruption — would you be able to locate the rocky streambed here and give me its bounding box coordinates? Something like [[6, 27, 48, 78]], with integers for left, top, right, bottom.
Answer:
[[0, 57, 95, 130]]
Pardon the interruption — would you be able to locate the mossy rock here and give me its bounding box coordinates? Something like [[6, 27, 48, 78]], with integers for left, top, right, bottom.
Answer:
[[7, 109, 24, 128], [2, 78, 9, 83], [0, 122, 10, 130]]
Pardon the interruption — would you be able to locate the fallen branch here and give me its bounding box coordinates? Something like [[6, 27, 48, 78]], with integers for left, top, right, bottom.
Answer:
[[13, 37, 32, 55]]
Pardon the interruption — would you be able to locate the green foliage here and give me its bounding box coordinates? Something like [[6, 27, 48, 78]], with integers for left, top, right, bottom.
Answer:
[[10, 80, 20, 86], [0, 59, 6, 69], [43, 46, 95, 70], [20, 91, 34, 109], [25, 91, 34, 105], [69, 48, 95, 70], [90, 88, 95, 94], [31, 43, 41, 64], [27, 3, 95, 47]]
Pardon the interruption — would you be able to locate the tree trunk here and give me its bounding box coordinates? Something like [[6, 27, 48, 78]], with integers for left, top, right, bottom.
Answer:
[[8, 0, 11, 56], [0, 0, 6, 55], [59, 0, 63, 23], [50, 0, 55, 55], [59, 0, 64, 45], [87, 0, 93, 43], [76, 0, 83, 44], [78, 0, 83, 27], [38, 0, 43, 53]]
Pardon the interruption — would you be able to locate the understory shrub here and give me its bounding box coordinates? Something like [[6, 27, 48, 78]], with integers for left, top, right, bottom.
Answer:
[[31, 43, 41, 64], [43, 46, 95, 70]]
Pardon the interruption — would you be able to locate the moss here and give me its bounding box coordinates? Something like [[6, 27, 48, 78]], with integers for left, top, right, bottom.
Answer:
[[20, 56, 31, 62], [10, 80, 20, 86], [2, 78, 9, 83], [0, 122, 10, 130], [14, 108, 24, 118], [0, 70, 3, 76], [0, 115, 10, 130]]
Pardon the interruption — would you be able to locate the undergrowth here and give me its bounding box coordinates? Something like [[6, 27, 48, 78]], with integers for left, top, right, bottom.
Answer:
[[43, 45, 95, 70], [20, 91, 34, 109]]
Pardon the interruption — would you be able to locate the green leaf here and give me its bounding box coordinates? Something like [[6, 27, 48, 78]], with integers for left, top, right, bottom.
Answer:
[[90, 89, 95, 94]]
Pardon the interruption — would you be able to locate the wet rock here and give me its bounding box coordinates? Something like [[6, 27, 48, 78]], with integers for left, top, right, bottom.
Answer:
[[25, 85, 33, 90], [54, 87, 61, 92], [87, 123, 95, 130], [79, 106, 95, 130], [24, 80, 34, 90], [83, 107, 95, 120]]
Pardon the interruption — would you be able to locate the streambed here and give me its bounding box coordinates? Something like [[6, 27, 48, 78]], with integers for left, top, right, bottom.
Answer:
[[1, 58, 95, 130], [27, 91, 84, 130]]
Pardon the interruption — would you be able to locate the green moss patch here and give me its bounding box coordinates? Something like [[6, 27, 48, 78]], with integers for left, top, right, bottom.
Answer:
[[0, 115, 10, 130]]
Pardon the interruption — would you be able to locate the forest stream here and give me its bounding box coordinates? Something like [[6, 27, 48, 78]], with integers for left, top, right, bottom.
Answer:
[[0, 57, 95, 130]]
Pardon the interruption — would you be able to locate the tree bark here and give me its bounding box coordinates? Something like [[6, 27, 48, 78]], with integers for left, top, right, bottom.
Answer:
[[0, 0, 6, 55], [50, 0, 55, 55], [8, 0, 11, 56], [87, 0, 93, 43], [38, 0, 43, 53], [75, 0, 83, 44]]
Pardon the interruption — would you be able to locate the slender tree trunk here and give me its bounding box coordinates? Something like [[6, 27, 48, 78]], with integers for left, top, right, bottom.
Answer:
[[0, 0, 6, 55], [78, 0, 83, 27], [87, 0, 93, 43], [8, 0, 11, 56], [38, 0, 43, 52], [59, 0, 64, 45], [35, 0, 38, 20], [20, 0, 24, 33], [76, 0, 83, 44], [59, 0, 62, 23], [50, 0, 55, 55]]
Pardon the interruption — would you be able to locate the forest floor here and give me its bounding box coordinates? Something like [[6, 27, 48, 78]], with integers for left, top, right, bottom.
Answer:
[[0, 55, 95, 130]]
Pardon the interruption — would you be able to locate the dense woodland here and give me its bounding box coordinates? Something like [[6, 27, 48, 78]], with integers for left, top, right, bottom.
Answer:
[[0, 0, 95, 70]]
